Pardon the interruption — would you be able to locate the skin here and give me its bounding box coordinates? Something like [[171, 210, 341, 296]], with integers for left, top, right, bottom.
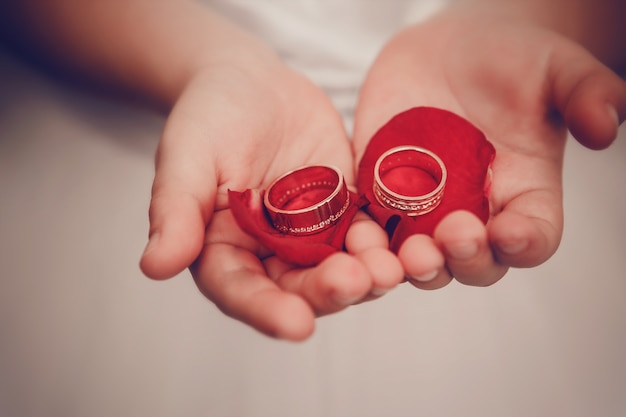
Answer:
[[0, 1, 403, 341], [2, 0, 624, 340], [353, 3, 626, 290], [148, 62, 403, 341]]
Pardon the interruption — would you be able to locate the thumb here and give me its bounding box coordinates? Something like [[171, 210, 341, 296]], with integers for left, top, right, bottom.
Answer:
[[550, 41, 626, 150], [139, 110, 217, 280]]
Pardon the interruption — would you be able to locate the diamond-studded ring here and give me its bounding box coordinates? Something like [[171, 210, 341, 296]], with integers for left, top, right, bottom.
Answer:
[[373, 146, 446, 216], [264, 165, 350, 235]]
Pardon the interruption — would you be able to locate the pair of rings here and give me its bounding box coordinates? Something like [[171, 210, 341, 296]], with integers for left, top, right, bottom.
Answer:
[[264, 146, 447, 235]]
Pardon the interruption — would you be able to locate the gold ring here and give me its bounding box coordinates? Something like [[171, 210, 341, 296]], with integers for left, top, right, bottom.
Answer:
[[373, 146, 446, 216]]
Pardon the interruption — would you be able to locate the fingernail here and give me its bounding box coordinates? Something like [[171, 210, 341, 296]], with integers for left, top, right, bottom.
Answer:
[[499, 240, 528, 255], [447, 241, 478, 260], [142, 233, 160, 257], [370, 287, 390, 297], [607, 104, 620, 127], [407, 270, 439, 283], [331, 292, 363, 307]]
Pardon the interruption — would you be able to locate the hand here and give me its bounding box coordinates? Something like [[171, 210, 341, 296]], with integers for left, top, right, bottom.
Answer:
[[0, 0, 402, 341], [140, 56, 402, 340], [352, 11, 626, 289]]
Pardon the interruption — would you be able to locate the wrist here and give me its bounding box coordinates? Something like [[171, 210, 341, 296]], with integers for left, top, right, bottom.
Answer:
[[148, 5, 285, 109], [0, 1, 286, 110]]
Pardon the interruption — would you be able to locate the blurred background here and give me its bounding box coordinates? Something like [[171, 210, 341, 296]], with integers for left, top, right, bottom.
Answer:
[[1, 43, 625, 417]]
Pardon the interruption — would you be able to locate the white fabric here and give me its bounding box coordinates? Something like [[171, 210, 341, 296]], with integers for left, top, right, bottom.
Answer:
[[206, 0, 448, 128]]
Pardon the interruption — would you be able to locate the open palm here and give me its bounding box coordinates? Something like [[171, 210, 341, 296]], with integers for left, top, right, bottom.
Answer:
[[141, 63, 402, 340], [353, 14, 625, 289]]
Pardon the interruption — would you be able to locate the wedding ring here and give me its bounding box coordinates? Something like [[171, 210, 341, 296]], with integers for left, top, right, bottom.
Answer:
[[373, 146, 447, 216], [264, 165, 350, 235]]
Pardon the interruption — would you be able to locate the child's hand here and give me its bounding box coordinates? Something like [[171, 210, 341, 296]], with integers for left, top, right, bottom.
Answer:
[[353, 10, 626, 289], [140, 59, 402, 341], [0, 1, 404, 341]]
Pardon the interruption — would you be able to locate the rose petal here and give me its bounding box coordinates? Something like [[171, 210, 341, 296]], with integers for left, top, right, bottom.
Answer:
[[357, 107, 495, 252], [228, 189, 364, 267]]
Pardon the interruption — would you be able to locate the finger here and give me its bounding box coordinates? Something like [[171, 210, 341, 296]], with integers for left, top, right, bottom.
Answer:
[[345, 211, 390, 253], [192, 243, 315, 341], [488, 190, 563, 268], [398, 234, 452, 290], [354, 248, 404, 297], [139, 112, 217, 280], [550, 42, 626, 149], [272, 252, 373, 316], [434, 210, 508, 287], [139, 187, 211, 280], [140, 68, 280, 280], [345, 212, 404, 296]]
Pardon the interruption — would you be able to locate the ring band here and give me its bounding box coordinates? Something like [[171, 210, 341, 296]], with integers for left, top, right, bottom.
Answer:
[[373, 146, 447, 216], [264, 165, 350, 235]]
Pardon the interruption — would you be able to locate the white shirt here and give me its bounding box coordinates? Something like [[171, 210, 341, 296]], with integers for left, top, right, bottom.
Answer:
[[203, 0, 448, 126]]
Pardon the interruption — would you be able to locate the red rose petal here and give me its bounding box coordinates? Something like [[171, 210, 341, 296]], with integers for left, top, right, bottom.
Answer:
[[228, 189, 364, 267], [357, 107, 495, 252]]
